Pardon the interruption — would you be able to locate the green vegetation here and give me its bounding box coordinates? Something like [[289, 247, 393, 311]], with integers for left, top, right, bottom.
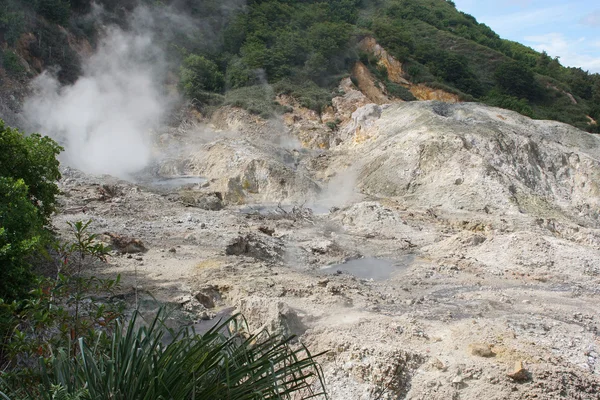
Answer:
[[1, 50, 25, 77], [224, 85, 286, 119], [2, 0, 599, 131], [166, 0, 598, 131], [357, 0, 599, 131], [0, 120, 62, 301], [0, 217, 325, 399], [179, 54, 225, 102], [1, 310, 325, 399]]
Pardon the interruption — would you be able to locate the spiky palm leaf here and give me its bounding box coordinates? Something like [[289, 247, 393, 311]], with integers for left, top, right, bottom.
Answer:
[[1, 311, 327, 400]]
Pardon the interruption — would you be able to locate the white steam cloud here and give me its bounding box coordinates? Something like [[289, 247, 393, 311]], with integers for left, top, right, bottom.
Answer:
[[24, 24, 167, 178]]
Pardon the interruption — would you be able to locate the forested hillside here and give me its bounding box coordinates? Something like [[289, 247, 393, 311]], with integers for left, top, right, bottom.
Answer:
[[1, 0, 599, 132]]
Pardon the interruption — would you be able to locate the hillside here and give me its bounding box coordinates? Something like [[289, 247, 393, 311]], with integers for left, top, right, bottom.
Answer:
[[4, 1, 600, 399], [36, 100, 600, 400], [0, 0, 599, 133]]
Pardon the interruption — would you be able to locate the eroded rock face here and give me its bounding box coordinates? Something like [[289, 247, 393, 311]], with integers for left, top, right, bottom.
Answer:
[[336, 102, 600, 225], [358, 36, 410, 86], [225, 233, 283, 261], [54, 99, 600, 400], [351, 61, 390, 105], [161, 138, 320, 204]]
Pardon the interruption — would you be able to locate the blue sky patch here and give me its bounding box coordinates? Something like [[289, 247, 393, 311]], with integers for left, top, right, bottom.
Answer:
[[453, 0, 600, 73]]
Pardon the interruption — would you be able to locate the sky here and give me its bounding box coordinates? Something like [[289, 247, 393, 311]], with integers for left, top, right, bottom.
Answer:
[[452, 0, 600, 73]]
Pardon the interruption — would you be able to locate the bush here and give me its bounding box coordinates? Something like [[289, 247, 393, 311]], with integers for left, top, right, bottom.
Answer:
[[224, 85, 285, 119], [35, 0, 71, 25], [1, 50, 24, 76], [0, 120, 62, 300], [0, 9, 25, 46], [385, 82, 416, 101], [179, 54, 225, 103], [0, 178, 41, 301], [28, 23, 82, 84], [494, 61, 540, 100], [0, 219, 122, 391], [225, 56, 256, 90], [484, 89, 534, 117], [1, 310, 326, 399], [273, 79, 333, 114]]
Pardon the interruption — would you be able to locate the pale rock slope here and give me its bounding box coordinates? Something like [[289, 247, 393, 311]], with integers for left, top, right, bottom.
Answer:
[[54, 101, 600, 400]]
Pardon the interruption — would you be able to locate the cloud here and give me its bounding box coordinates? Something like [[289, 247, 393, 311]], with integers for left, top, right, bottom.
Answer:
[[482, 4, 570, 33], [581, 10, 600, 27], [525, 33, 600, 73]]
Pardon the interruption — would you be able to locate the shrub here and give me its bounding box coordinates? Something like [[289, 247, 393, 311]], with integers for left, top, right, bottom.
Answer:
[[273, 79, 333, 114], [484, 89, 534, 117], [0, 9, 25, 46], [0, 120, 62, 300], [494, 61, 540, 100], [179, 54, 225, 103], [0, 178, 41, 301], [28, 23, 82, 84], [35, 0, 71, 25], [1, 310, 326, 400], [0, 219, 122, 393], [0, 120, 62, 225], [225, 56, 256, 90], [385, 82, 416, 101], [1, 50, 25, 76], [224, 85, 285, 119]]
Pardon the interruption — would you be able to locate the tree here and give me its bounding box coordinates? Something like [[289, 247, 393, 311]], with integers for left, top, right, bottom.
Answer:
[[494, 61, 539, 100], [0, 178, 42, 300], [0, 120, 62, 300], [179, 54, 225, 102], [35, 0, 71, 25]]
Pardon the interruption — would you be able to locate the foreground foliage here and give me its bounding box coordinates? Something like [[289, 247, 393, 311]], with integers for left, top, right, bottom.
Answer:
[[0, 220, 121, 380], [0, 120, 62, 301], [0, 220, 326, 399], [1, 310, 326, 400]]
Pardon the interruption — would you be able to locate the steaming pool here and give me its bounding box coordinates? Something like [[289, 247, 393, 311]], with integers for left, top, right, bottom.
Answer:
[[140, 176, 207, 190], [239, 204, 331, 216], [320, 255, 415, 281]]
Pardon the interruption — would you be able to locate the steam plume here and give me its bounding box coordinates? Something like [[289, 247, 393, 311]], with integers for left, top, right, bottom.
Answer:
[[24, 22, 167, 178]]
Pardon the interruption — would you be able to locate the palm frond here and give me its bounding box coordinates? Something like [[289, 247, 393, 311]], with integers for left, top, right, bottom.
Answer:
[[3, 309, 327, 400]]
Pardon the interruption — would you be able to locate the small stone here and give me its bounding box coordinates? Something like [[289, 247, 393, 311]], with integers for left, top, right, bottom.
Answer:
[[317, 278, 330, 287], [431, 358, 446, 371], [470, 343, 496, 357], [258, 226, 275, 236], [195, 292, 216, 309], [507, 361, 529, 382], [168, 247, 177, 253], [199, 311, 211, 320]]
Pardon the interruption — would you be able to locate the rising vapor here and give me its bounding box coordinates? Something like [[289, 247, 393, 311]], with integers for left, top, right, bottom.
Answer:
[[24, 23, 167, 178]]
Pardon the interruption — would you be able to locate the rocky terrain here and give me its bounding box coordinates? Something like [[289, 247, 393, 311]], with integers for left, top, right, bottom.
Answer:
[[53, 98, 600, 399]]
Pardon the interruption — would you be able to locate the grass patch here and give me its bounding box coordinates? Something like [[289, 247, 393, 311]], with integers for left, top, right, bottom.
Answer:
[[273, 79, 333, 114], [224, 85, 286, 119], [1, 50, 25, 76]]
